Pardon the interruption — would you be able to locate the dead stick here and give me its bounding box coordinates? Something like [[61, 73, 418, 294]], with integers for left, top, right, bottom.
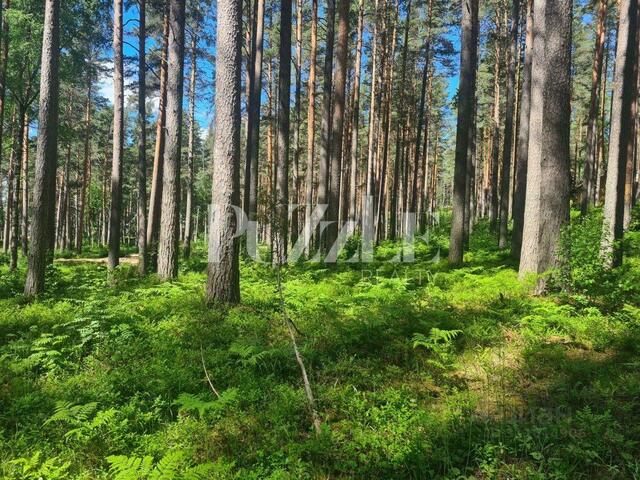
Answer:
[[200, 344, 221, 399], [276, 265, 322, 435]]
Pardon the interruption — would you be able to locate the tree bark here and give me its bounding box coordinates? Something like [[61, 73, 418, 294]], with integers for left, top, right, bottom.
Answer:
[[244, 0, 265, 223], [601, 0, 638, 266], [489, 34, 501, 231], [449, 0, 479, 264], [623, 16, 639, 229], [137, 0, 147, 272], [206, 0, 242, 304], [303, 0, 318, 255], [21, 113, 28, 257], [390, 0, 411, 240], [146, 5, 169, 266], [581, 0, 608, 215], [10, 109, 26, 270], [291, 0, 303, 246], [273, 0, 292, 266], [183, 31, 197, 259], [326, 0, 349, 250], [4, 108, 16, 253], [512, 0, 534, 258], [498, 0, 520, 248], [157, 0, 186, 279], [317, 0, 335, 253], [413, 0, 433, 233], [77, 78, 92, 253], [519, 0, 572, 287], [24, 0, 61, 296], [0, 0, 9, 243], [348, 0, 364, 231], [108, 0, 124, 270]]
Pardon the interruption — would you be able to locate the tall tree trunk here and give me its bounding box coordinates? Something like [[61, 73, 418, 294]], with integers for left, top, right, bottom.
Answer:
[[601, 0, 638, 266], [489, 35, 501, 231], [326, 0, 349, 251], [206, 0, 242, 304], [303, 0, 318, 254], [582, 0, 608, 215], [77, 78, 92, 253], [137, 0, 147, 272], [449, 0, 479, 264], [365, 0, 380, 255], [419, 68, 434, 230], [21, 113, 28, 257], [3, 108, 16, 252], [291, 0, 303, 246], [183, 31, 197, 259], [146, 5, 169, 267], [464, 96, 477, 246], [499, 0, 520, 248], [348, 0, 364, 232], [317, 0, 335, 253], [244, 0, 265, 223], [595, 44, 609, 205], [274, 0, 292, 266], [101, 156, 108, 245], [10, 108, 26, 270], [24, 0, 61, 296], [390, 0, 412, 240], [157, 0, 186, 279], [0, 0, 9, 243], [623, 21, 639, 229], [413, 0, 433, 232], [56, 141, 70, 251], [108, 0, 124, 271], [519, 0, 572, 288], [511, 0, 534, 258], [374, 2, 395, 241]]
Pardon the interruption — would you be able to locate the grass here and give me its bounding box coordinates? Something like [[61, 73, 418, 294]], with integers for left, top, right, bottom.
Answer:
[[0, 219, 639, 479]]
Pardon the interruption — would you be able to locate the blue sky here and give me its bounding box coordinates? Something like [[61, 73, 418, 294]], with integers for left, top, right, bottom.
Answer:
[[97, 2, 461, 140]]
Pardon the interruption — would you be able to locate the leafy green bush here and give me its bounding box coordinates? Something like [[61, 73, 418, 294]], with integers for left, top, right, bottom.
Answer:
[[556, 211, 633, 308]]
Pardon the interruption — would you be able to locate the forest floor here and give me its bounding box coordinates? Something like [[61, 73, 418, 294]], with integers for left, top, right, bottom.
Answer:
[[0, 217, 639, 479]]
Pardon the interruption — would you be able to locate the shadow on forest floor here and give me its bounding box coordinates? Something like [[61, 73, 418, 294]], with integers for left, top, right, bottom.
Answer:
[[0, 221, 639, 478]]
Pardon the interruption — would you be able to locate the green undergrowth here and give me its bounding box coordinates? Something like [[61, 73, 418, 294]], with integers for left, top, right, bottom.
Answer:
[[0, 220, 639, 479]]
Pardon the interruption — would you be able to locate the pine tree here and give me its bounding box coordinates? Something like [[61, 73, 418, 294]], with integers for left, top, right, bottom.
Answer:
[[24, 0, 61, 296], [449, 0, 479, 264], [519, 0, 572, 289], [206, 0, 242, 304], [157, 0, 186, 279], [601, 0, 638, 267]]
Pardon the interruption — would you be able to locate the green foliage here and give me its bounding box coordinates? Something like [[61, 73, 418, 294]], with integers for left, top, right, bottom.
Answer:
[[106, 451, 226, 480], [173, 389, 239, 420], [412, 328, 462, 370], [557, 211, 637, 309], [630, 204, 640, 232], [1, 219, 639, 478], [5, 451, 71, 480]]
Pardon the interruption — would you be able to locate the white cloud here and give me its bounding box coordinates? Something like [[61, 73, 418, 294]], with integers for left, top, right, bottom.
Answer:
[[96, 60, 135, 104]]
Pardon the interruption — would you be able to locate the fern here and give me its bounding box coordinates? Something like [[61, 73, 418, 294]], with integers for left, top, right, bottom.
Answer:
[[148, 450, 186, 480], [228, 341, 270, 367], [412, 328, 462, 350], [8, 451, 71, 479], [173, 388, 239, 419], [107, 455, 154, 480], [107, 451, 217, 480], [44, 401, 98, 426], [173, 393, 218, 419], [412, 328, 462, 371]]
